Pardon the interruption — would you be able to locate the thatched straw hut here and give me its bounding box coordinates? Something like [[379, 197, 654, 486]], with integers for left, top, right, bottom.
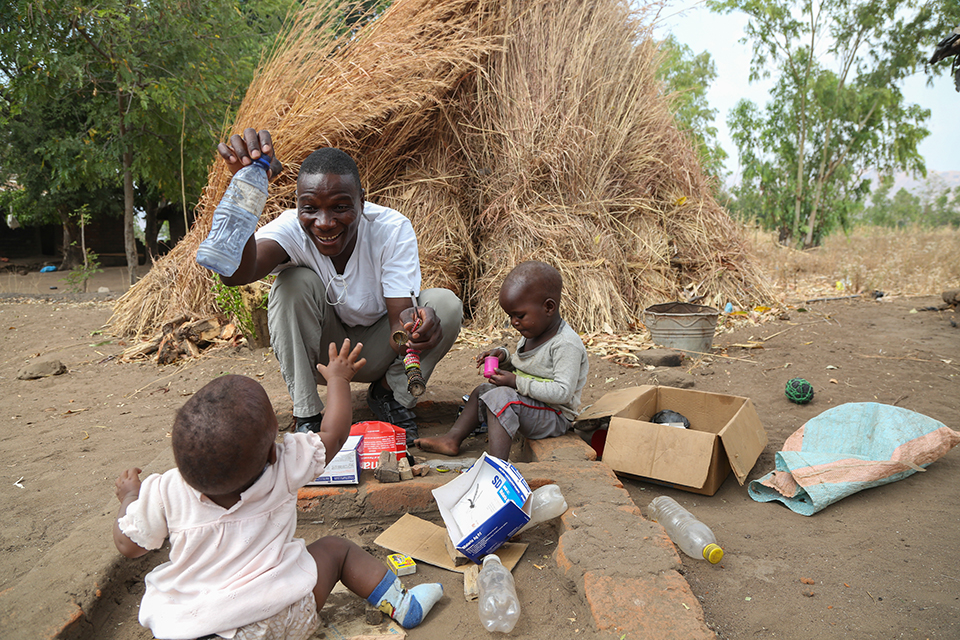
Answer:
[[110, 0, 773, 339]]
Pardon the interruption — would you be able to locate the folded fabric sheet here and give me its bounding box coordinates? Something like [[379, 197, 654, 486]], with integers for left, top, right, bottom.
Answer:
[[748, 403, 960, 515]]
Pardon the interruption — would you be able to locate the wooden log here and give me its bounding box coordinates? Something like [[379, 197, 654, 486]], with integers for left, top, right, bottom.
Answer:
[[160, 313, 191, 335], [444, 533, 471, 566], [178, 317, 221, 343], [182, 339, 201, 359], [220, 323, 238, 340], [120, 334, 161, 361], [463, 563, 480, 601], [157, 334, 180, 365]]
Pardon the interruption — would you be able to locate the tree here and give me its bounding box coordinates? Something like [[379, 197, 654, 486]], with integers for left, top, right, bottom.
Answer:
[[710, 0, 944, 248], [657, 34, 729, 181], [0, 81, 124, 267], [864, 173, 960, 228], [0, 0, 292, 280]]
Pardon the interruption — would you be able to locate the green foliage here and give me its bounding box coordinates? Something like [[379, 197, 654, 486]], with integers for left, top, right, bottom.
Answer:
[[0, 0, 295, 259], [211, 279, 269, 342], [709, 0, 941, 248], [61, 249, 103, 293], [657, 34, 728, 181]]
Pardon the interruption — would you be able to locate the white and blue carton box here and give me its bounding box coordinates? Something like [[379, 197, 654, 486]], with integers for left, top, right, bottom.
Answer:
[[432, 453, 532, 563], [307, 435, 363, 485]]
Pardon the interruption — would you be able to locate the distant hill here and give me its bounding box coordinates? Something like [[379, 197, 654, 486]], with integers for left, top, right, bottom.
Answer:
[[865, 169, 960, 193]]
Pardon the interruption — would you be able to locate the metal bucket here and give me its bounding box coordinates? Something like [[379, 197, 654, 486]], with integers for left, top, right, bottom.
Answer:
[[643, 302, 719, 354]]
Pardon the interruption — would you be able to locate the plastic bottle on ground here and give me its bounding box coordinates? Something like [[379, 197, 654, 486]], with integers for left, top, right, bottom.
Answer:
[[196, 156, 271, 277], [517, 484, 567, 534], [647, 496, 724, 564], [477, 554, 521, 633]]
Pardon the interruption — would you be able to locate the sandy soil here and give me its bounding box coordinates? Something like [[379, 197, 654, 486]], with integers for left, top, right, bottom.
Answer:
[[1, 265, 958, 639]]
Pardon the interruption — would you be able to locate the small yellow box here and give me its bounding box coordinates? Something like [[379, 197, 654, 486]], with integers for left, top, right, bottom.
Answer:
[[387, 553, 417, 576]]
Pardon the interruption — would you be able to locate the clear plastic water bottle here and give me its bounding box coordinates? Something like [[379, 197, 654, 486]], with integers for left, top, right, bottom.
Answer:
[[196, 156, 270, 277], [477, 554, 520, 633], [647, 496, 724, 564], [517, 484, 567, 534]]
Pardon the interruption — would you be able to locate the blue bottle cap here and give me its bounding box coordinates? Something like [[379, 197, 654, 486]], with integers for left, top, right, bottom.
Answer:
[[251, 155, 272, 171]]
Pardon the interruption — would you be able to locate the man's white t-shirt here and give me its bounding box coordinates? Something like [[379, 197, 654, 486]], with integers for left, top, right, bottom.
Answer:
[[257, 202, 421, 327]]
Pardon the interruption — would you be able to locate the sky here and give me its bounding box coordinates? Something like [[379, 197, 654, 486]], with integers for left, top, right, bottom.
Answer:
[[652, 2, 958, 183]]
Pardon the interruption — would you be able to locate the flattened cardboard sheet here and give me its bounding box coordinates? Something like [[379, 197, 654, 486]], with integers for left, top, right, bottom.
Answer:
[[374, 513, 526, 573]]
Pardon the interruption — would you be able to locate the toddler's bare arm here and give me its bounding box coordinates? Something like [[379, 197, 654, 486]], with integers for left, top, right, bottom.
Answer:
[[113, 468, 149, 558], [316, 339, 366, 464]]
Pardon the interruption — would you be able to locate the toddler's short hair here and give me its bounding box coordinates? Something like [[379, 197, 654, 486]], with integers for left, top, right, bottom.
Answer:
[[172, 375, 275, 496], [502, 260, 563, 303]]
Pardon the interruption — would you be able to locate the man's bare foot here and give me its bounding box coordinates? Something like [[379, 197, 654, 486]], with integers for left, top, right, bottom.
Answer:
[[414, 435, 461, 456]]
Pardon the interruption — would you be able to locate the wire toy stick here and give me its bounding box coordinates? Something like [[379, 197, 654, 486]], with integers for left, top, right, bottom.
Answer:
[[396, 290, 426, 397]]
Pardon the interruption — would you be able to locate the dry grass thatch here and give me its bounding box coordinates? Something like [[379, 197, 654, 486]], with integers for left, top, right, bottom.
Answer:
[[110, 0, 775, 338]]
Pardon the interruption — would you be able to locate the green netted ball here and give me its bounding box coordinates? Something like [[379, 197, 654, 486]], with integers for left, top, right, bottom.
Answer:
[[785, 378, 814, 404]]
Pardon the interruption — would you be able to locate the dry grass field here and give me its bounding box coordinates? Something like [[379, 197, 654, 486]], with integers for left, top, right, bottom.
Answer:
[[747, 224, 960, 303]]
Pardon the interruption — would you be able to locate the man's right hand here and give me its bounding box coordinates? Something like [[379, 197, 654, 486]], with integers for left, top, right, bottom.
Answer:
[[217, 128, 282, 180]]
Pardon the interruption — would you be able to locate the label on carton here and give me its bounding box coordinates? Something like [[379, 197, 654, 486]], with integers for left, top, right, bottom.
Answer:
[[307, 435, 362, 485], [350, 421, 406, 469]]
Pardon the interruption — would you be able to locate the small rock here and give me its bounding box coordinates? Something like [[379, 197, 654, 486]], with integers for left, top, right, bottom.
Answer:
[[398, 457, 414, 481], [365, 607, 384, 625], [374, 450, 401, 483], [97, 286, 110, 293], [649, 370, 695, 389], [17, 359, 67, 380], [635, 349, 684, 367], [411, 463, 430, 477]]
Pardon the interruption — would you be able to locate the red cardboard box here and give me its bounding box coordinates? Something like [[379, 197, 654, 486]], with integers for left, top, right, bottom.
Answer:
[[350, 421, 406, 469]]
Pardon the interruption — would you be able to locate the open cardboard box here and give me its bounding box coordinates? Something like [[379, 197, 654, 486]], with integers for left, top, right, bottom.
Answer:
[[432, 453, 531, 563], [576, 385, 768, 495]]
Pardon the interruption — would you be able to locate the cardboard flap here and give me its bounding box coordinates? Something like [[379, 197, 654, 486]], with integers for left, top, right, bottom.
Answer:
[[575, 386, 655, 422], [607, 417, 713, 488], [374, 513, 527, 573], [719, 398, 769, 484]]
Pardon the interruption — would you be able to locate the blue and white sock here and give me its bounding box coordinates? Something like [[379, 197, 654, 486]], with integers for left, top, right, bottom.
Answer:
[[366, 570, 443, 628]]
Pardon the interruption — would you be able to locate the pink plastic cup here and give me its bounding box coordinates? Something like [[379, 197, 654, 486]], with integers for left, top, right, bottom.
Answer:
[[483, 355, 499, 378]]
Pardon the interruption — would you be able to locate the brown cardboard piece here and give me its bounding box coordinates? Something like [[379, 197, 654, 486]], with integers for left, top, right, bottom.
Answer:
[[374, 513, 526, 573], [576, 385, 768, 496]]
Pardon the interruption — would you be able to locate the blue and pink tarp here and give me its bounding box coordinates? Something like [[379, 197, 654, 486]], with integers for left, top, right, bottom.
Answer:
[[748, 403, 960, 515]]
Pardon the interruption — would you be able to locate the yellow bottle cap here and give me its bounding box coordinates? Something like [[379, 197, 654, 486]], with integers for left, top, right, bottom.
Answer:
[[703, 543, 724, 564]]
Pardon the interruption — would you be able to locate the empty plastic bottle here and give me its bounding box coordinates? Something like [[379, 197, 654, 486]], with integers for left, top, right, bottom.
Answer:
[[647, 496, 724, 564], [196, 156, 271, 277], [477, 554, 521, 633], [517, 484, 567, 534]]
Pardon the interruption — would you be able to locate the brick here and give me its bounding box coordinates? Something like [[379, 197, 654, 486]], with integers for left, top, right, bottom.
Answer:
[[363, 479, 442, 516], [522, 432, 597, 462], [296, 486, 360, 517], [583, 571, 715, 639]]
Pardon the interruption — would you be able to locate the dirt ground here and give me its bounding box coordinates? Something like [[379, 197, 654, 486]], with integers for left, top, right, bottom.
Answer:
[[1, 264, 958, 639]]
